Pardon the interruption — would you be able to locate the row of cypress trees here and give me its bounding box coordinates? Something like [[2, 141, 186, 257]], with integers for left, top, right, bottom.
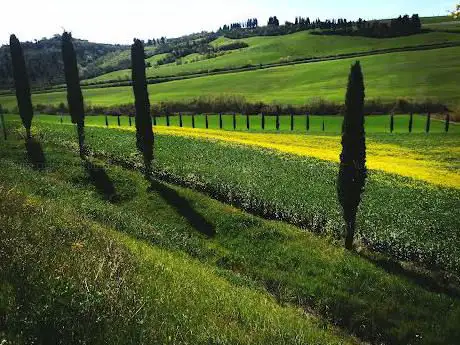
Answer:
[[3, 34, 430, 250], [7, 33, 154, 177]]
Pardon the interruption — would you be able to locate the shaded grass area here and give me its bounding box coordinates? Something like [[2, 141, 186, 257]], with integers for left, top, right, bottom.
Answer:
[[0, 133, 459, 345], [10, 119, 459, 274], [1, 46, 459, 108], [0, 156, 355, 345]]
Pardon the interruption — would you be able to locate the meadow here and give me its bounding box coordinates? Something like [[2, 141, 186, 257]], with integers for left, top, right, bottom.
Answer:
[[1, 46, 459, 110], [1, 118, 460, 344], [84, 29, 460, 83], [3, 115, 459, 274]]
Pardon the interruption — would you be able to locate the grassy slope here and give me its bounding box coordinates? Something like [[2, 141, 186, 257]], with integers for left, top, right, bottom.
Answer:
[[0, 161, 353, 345], [4, 116, 459, 273], [1, 46, 458, 109], [0, 129, 459, 344], [84, 30, 460, 83]]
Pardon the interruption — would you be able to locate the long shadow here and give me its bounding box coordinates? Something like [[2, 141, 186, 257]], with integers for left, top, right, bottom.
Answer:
[[25, 138, 46, 171], [148, 178, 215, 237], [83, 160, 117, 202], [358, 251, 460, 299]]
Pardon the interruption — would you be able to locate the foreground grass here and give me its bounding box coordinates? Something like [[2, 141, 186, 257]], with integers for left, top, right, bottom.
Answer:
[[3, 117, 460, 273], [0, 159, 355, 343], [1, 132, 459, 344], [85, 30, 460, 83], [1, 46, 459, 109]]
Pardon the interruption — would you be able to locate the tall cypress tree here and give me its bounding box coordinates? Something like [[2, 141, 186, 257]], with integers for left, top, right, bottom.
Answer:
[[131, 38, 154, 177], [62, 32, 86, 158], [445, 113, 450, 133], [9, 35, 33, 139], [338, 61, 367, 250]]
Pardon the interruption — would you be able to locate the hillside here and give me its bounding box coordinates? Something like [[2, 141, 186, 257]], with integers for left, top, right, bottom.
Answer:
[[0, 35, 127, 88], [1, 46, 458, 110], [84, 30, 460, 84]]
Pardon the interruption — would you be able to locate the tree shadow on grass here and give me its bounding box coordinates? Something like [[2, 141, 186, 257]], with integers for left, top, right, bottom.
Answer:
[[358, 251, 460, 299], [25, 138, 46, 171], [83, 160, 117, 202], [148, 178, 215, 238]]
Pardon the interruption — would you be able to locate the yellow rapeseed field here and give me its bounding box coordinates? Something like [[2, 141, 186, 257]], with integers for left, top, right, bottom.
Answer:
[[153, 126, 460, 189]]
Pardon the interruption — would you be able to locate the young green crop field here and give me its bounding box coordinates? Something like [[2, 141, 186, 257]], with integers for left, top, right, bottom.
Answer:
[[1, 117, 459, 344], [40, 112, 457, 134], [85, 29, 460, 83], [1, 46, 459, 109]]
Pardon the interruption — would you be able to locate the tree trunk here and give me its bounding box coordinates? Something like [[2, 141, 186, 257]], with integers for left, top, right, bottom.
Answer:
[[77, 122, 85, 159], [345, 217, 356, 250]]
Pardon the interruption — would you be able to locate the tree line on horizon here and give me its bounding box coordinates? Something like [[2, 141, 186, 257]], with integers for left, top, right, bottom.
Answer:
[[219, 14, 423, 39]]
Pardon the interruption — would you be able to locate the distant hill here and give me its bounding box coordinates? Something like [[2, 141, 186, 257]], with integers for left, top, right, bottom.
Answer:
[[0, 34, 127, 89]]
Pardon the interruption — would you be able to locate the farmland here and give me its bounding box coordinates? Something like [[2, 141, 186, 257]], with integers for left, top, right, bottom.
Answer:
[[1, 46, 459, 109], [1, 116, 460, 344], [85, 30, 460, 83], [1, 9, 460, 345]]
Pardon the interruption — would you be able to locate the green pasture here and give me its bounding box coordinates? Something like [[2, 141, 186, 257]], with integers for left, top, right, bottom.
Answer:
[[84, 30, 460, 83], [3, 117, 459, 274], [1, 121, 459, 344], [1, 47, 459, 108], [31, 113, 457, 134]]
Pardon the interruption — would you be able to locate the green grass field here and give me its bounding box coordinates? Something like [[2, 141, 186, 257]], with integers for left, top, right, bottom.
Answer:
[[1, 119, 459, 344], [84, 30, 460, 83], [36, 113, 457, 134], [3, 115, 459, 272], [1, 47, 459, 109]]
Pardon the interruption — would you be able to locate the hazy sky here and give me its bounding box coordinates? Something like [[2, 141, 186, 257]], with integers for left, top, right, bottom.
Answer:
[[0, 0, 454, 45]]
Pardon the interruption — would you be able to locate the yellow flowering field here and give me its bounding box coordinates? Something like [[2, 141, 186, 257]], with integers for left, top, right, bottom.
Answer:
[[152, 126, 460, 189]]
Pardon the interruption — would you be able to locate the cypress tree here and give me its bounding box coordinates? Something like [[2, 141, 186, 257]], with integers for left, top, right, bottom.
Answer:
[[390, 113, 394, 133], [306, 113, 310, 131], [62, 32, 86, 158], [205, 114, 208, 128], [246, 113, 250, 130], [338, 61, 367, 250], [192, 113, 195, 128], [105, 114, 109, 127], [131, 38, 154, 178], [219, 113, 223, 129], [445, 113, 450, 133], [166, 112, 170, 126], [408, 112, 413, 133], [290, 114, 294, 131], [233, 112, 236, 130], [262, 112, 265, 130], [9, 35, 33, 139], [117, 114, 121, 127], [322, 116, 325, 132], [153, 113, 157, 126], [129, 115, 132, 127], [179, 112, 183, 127], [276, 112, 280, 130], [425, 112, 431, 133]]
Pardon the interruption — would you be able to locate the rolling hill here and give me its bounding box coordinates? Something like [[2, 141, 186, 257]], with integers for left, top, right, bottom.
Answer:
[[1, 46, 458, 109]]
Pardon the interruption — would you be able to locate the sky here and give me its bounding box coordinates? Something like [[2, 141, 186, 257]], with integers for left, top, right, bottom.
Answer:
[[0, 0, 455, 45]]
